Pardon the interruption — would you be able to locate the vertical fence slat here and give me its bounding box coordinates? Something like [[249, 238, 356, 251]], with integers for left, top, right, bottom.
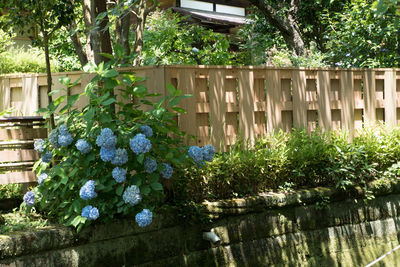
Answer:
[[22, 76, 38, 116], [364, 70, 376, 126], [385, 69, 397, 127], [317, 70, 332, 131], [209, 69, 226, 151], [292, 70, 307, 129], [177, 68, 196, 145], [340, 71, 354, 138], [0, 77, 10, 111], [238, 69, 255, 144], [266, 70, 281, 132]]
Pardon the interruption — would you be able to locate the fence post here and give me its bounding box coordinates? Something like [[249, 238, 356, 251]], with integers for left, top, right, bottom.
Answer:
[[340, 70, 355, 139], [317, 70, 332, 132], [209, 68, 226, 152], [266, 69, 281, 132], [238, 69, 255, 145], [22, 76, 39, 116], [384, 69, 397, 127], [0, 77, 10, 112], [364, 69, 376, 126], [292, 69, 307, 129], [177, 68, 196, 146]]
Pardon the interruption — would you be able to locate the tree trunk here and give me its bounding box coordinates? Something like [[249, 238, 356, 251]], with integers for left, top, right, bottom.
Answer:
[[248, 0, 305, 56], [133, 15, 145, 66], [43, 32, 55, 129], [68, 20, 88, 67], [95, 0, 113, 62], [116, 1, 131, 59], [83, 0, 100, 64]]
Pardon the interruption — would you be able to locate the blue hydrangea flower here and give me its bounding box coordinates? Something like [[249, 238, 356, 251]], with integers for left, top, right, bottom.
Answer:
[[79, 180, 97, 200], [42, 152, 52, 163], [202, 145, 215, 162], [161, 163, 173, 179], [49, 129, 60, 148], [112, 167, 127, 183], [100, 147, 116, 162], [34, 139, 45, 153], [88, 207, 99, 220], [129, 134, 151, 155], [144, 158, 157, 174], [23, 191, 35, 206], [135, 209, 153, 227], [96, 128, 117, 149], [76, 139, 92, 154], [188, 146, 203, 163], [123, 185, 142, 206], [58, 125, 69, 136], [58, 133, 73, 146], [81, 205, 93, 218], [37, 173, 48, 185], [140, 125, 153, 137], [111, 148, 128, 166]]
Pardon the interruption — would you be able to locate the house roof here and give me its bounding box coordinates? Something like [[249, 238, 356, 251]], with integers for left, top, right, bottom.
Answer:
[[171, 7, 250, 26]]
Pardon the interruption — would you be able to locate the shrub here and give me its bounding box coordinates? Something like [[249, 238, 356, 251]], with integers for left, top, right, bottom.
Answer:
[[0, 47, 58, 74], [28, 53, 213, 231]]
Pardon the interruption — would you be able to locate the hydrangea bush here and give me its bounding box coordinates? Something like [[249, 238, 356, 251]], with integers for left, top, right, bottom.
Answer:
[[28, 58, 215, 231]]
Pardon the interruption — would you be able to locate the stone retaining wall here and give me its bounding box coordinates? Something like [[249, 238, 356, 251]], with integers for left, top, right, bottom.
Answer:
[[2, 183, 400, 266]]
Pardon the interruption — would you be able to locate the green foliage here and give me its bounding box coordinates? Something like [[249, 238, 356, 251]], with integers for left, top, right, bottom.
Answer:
[[0, 184, 23, 199], [0, 208, 50, 234], [173, 127, 400, 202], [266, 46, 328, 68], [33, 52, 194, 230], [324, 0, 400, 67], [0, 47, 58, 74], [142, 10, 235, 65], [0, 29, 14, 54]]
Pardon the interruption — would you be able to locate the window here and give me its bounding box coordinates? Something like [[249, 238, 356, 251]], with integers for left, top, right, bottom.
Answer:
[[180, 0, 214, 12], [216, 4, 245, 16]]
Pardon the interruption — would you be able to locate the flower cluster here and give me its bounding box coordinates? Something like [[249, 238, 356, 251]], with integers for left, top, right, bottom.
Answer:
[[111, 148, 128, 166], [129, 134, 151, 155], [135, 209, 153, 227], [188, 145, 216, 165], [23, 191, 35, 206], [144, 157, 157, 174], [100, 147, 116, 162], [112, 167, 127, 183], [81, 205, 99, 220], [48, 129, 60, 148], [41, 152, 52, 163], [96, 128, 117, 149], [34, 139, 45, 153], [123, 185, 142, 206], [161, 163, 173, 179], [79, 180, 97, 200], [140, 125, 153, 137], [37, 173, 48, 185], [58, 125, 73, 147], [76, 139, 92, 154]]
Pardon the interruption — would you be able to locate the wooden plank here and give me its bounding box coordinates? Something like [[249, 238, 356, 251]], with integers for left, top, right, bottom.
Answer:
[[177, 68, 196, 145], [209, 69, 226, 151], [0, 128, 47, 141], [0, 171, 36, 185], [238, 69, 255, 144], [292, 70, 307, 129], [266, 70, 281, 132], [384, 69, 397, 127], [22, 76, 39, 115], [10, 86, 22, 116], [317, 70, 332, 132], [0, 149, 39, 162], [224, 77, 239, 148], [340, 70, 354, 139], [0, 77, 10, 111], [0, 116, 44, 122], [364, 70, 376, 126]]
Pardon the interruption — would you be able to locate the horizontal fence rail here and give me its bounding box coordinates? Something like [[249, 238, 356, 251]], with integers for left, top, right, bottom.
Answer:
[[1, 66, 400, 152]]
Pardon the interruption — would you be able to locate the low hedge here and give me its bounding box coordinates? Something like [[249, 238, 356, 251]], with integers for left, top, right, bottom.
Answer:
[[171, 127, 400, 203]]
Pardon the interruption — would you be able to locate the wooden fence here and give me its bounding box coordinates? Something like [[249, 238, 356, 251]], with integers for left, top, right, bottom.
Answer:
[[1, 66, 400, 152]]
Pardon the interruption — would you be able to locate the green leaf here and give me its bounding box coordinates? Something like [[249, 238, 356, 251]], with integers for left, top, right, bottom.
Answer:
[[68, 94, 80, 106], [35, 108, 48, 114], [99, 52, 114, 60], [59, 76, 71, 86], [61, 176, 68, 185], [102, 98, 116, 106], [172, 107, 187, 113], [49, 89, 61, 96], [83, 62, 97, 73], [166, 83, 176, 95], [140, 185, 151, 195], [116, 185, 124, 196], [72, 200, 81, 213], [133, 85, 147, 95], [150, 182, 163, 191], [71, 216, 82, 228], [102, 69, 119, 78], [83, 108, 95, 122], [137, 153, 145, 164]]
